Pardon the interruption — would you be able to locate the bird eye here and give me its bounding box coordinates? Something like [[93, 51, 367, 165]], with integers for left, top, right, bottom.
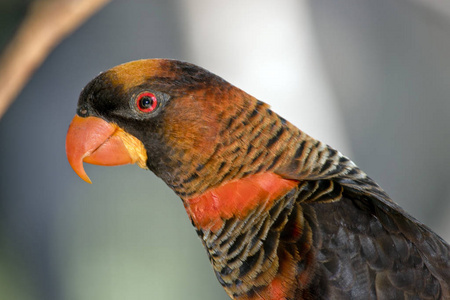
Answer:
[[136, 92, 158, 113]]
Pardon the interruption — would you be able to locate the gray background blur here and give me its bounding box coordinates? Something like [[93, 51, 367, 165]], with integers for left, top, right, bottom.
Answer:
[[1, 1, 450, 299]]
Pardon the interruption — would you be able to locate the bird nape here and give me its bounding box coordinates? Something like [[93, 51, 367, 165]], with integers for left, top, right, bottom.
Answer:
[[65, 59, 450, 300]]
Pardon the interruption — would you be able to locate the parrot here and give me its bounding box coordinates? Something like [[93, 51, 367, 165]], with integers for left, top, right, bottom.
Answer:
[[65, 59, 450, 300]]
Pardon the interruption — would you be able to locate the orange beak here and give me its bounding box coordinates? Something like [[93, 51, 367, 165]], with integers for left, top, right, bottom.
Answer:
[[65, 115, 134, 183]]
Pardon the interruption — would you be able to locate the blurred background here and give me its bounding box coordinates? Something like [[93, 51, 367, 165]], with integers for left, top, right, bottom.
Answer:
[[1, 0, 450, 299]]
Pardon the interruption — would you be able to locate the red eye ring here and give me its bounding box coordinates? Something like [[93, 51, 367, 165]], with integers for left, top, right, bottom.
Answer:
[[136, 92, 158, 113]]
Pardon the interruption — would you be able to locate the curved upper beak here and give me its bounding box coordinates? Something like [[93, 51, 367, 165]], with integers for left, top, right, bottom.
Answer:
[[65, 115, 134, 183]]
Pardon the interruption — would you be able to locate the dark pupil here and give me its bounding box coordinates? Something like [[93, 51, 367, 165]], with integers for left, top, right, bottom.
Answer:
[[140, 96, 153, 109]]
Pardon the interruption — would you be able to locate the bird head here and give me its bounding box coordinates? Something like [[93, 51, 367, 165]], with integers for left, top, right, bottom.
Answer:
[[66, 59, 283, 197]]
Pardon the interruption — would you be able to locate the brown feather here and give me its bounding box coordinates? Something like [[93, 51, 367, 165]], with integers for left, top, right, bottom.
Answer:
[[71, 59, 450, 300]]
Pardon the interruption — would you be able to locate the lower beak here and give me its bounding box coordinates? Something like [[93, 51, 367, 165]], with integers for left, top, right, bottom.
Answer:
[[65, 115, 134, 183]]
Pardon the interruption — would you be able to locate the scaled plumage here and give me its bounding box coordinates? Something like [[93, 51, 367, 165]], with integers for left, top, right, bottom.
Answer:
[[66, 59, 450, 299]]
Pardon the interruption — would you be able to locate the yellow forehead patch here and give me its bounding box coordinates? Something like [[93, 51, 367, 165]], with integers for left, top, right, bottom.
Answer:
[[107, 59, 174, 92]]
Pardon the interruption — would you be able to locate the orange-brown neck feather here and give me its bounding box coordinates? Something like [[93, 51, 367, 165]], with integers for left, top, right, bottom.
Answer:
[[157, 88, 307, 199]]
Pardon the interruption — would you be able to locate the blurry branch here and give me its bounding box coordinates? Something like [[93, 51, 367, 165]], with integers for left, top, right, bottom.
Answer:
[[0, 0, 111, 119]]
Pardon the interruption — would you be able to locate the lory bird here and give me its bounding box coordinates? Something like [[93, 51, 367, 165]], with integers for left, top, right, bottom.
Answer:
[[66, 59, 450, 300]]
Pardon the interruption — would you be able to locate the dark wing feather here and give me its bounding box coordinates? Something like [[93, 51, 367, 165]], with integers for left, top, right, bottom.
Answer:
[[301, 180, 450, 299], [274, 136, 450, 299]]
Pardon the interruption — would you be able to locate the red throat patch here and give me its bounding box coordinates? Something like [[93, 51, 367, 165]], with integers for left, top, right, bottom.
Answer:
[[184, 173, 299, 232]]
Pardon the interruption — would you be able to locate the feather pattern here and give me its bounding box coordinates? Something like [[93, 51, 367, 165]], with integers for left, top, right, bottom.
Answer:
[[71, 59, 450, 300]]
